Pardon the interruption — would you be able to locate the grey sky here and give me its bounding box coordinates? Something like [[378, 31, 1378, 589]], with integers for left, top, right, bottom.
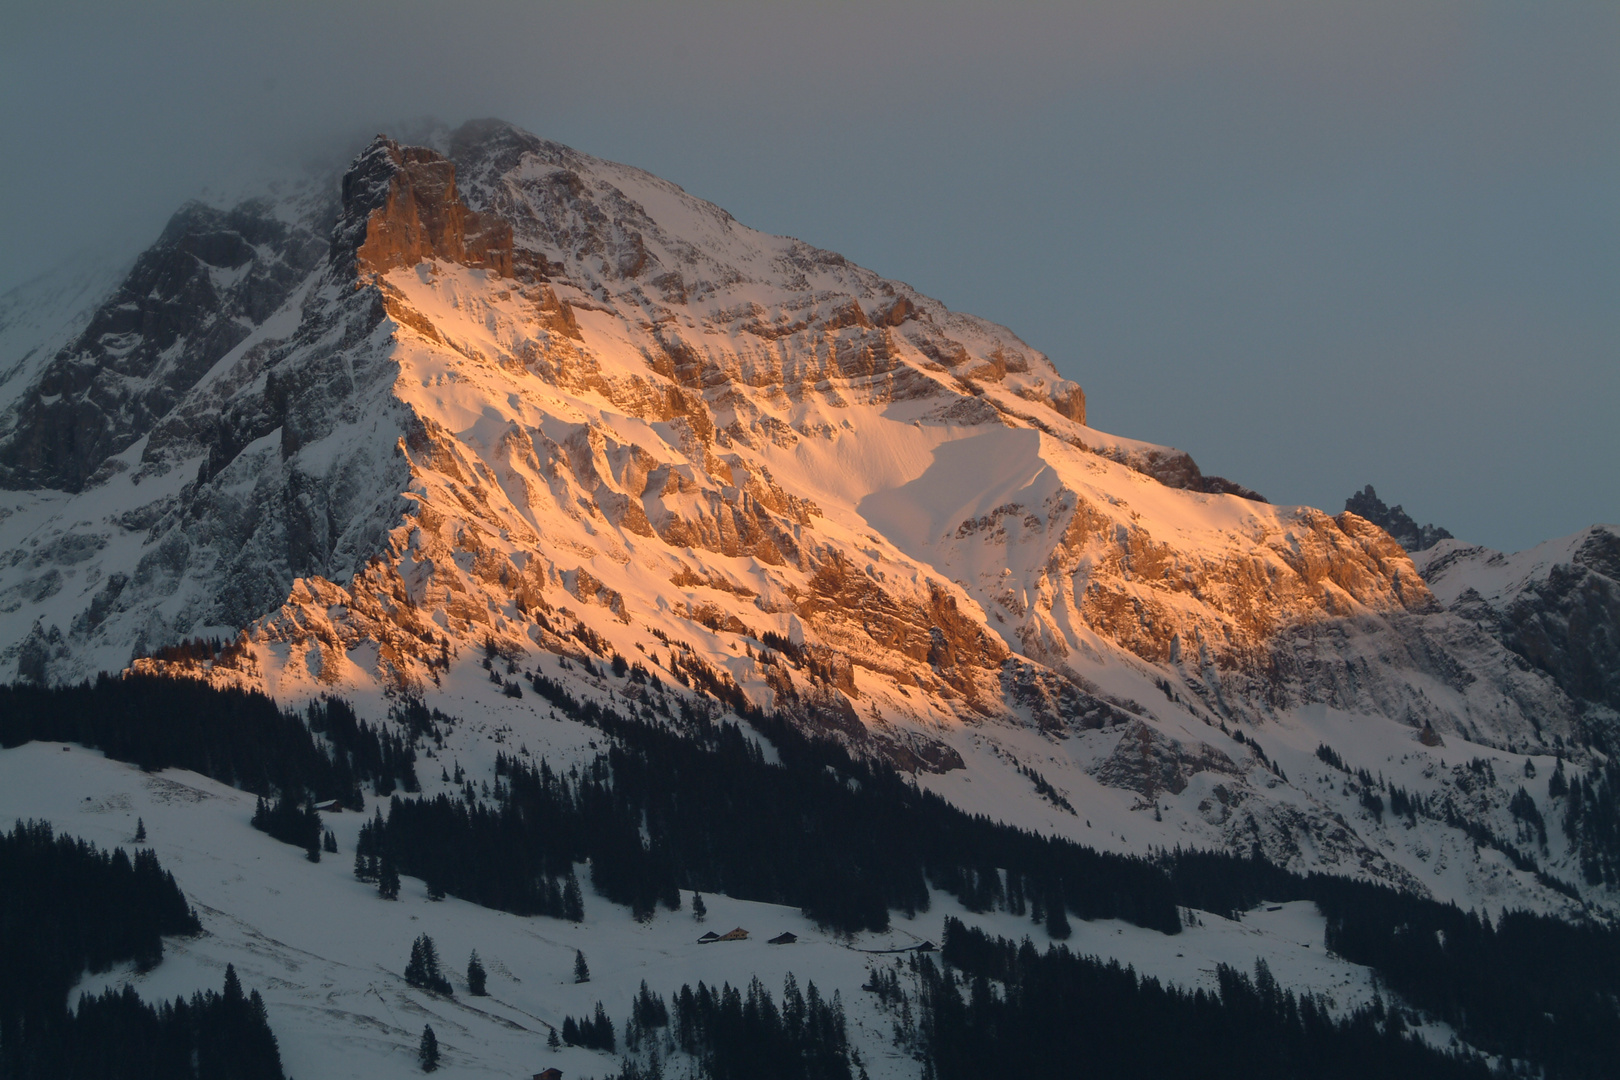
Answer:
[[2, 1, 1615, 552]]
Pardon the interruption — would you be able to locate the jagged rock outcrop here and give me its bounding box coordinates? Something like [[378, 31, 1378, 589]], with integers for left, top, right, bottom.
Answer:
[[339, 136, 525, 281], [1345, 484, 1453, 552]]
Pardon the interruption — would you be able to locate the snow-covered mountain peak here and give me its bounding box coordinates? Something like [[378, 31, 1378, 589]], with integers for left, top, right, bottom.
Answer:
[[1, 120, 1615, 916]]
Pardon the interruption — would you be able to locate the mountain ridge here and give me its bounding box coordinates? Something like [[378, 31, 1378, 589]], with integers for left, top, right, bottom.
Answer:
[[0, 119, 1615, 920]]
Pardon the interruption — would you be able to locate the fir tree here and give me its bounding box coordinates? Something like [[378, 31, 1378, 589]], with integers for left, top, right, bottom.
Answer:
[[574, 948, 591, 984], [467, 950, 487, 996], [563, 870, 585, 922], [323, 828, 338, 853], [405, 937, 427, 987], [134, 817, 146, 843], [404, 933, 453, 994], [378, 856, 401, 900], [692, 891, 707, 921], [418, 1024, 440, 1072], [430, 940, 451, 992], [1045, 891, 1072, 940], [548, 1026, 561, 1049], [592, 1001, 616, 1052]]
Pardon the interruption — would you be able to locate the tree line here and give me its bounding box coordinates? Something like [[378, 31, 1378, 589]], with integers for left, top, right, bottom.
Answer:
[[591, 975, 853, 1080], [8, 676, 1620, 1076], [0, 677, 418, 805], [0, 820, 282, 1079], [1553, 754, 1620, 888], [915, 918, 1494, 1080]]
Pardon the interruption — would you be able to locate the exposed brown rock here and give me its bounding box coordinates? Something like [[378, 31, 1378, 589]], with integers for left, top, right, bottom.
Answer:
[[332, 135, 532, 286], [353, 143, 514, 277], [1049, 383, 1086, 424]]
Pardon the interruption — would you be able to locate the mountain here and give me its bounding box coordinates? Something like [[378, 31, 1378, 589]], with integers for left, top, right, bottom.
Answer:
[[1, 119, 1617, 920], [4, 118, 1620, 1079]]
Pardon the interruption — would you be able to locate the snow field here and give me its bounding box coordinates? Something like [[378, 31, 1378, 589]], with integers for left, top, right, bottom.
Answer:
[[1, 726, 1479, 1079]]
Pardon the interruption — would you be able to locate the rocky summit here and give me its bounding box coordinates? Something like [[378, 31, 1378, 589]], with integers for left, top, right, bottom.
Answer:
[[0, 120, 1617, 921]]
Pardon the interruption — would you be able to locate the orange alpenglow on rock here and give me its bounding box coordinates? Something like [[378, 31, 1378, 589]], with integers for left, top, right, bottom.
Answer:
[[350, 138, 516, 279]]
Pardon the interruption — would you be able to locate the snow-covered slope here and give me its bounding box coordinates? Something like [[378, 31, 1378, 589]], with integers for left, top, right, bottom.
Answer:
[[1416, 526, 1620, 738], [0, 120, 1613, 921], [0, 720, 1463, 1080]]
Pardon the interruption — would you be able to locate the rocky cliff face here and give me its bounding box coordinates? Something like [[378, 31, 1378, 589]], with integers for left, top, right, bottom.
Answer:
[[1418, 526, 1620, 746], [341, 136, 527, 282], [0, 120, 1611, 915], [0, 193, 333, 493]]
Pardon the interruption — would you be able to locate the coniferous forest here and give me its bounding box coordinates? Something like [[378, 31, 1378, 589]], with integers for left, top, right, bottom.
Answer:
[[0, 820, 283, 1079], [914, 918, 1493, 1080], [587, 976, 854, 1080], [0, 677, 419, 804], [6, 676, 1620, 1076]]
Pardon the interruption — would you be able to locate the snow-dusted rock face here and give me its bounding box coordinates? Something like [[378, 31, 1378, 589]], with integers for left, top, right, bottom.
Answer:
[[0, 194, 333, 493], [0, 120, 1614, 912], [1418, 526, 1620, 738]]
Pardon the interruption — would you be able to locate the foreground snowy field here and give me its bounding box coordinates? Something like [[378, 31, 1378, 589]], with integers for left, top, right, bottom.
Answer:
[[0, 733, 1463, 1079]]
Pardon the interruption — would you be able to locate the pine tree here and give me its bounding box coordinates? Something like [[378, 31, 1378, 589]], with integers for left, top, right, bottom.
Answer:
[[548, 1026, 561, 1050], [134, 818, 146, 843], [418, 1024, 440, 1072], [378, 857, 400, 900], [405, 937, 427, 987], [692, 891, 707, 921], [323, 829, 337, 853], [467, 950, 487, 996], [1045, 892, 1072, 940], [574, 949, 590, 984], [421, 935, 441, 982], [592, 1001, 616, 1051], [563, 871, 585, 922], [404, 933, 453, 994]]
